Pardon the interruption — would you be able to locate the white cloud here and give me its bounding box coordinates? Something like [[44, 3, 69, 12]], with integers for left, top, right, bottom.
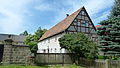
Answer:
[[0, 0, 33, 34], [66, 0, 114, 24], [93, 10, 110, 24], [0, 0, 115, 34], [34, 0, 114, 27], [35, 4, 53, 11], [84, 0, 114, 25], [84, 0, 114, 15], [48, 0, 114, 25]]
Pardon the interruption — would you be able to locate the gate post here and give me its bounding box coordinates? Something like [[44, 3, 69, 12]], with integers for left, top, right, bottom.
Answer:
[[2, 39, 13, 65], [105, 59, 110, 68]]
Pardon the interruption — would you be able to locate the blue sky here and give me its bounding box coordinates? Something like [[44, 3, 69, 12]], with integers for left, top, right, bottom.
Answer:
[[0, 0, 114, 34]]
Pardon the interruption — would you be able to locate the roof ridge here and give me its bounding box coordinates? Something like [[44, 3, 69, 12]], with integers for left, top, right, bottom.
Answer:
[[39, 7, 83, 41]]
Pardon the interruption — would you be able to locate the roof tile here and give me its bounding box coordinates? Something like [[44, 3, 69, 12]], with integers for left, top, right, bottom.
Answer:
[[39, 7, 83, 41]]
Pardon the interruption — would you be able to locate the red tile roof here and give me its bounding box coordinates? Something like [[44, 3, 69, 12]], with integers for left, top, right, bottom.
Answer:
[[39, 7, 84, 41], [96, 25, 101, 27]]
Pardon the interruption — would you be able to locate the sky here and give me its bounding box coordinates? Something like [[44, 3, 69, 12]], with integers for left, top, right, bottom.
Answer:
[[0, 0, 114, 34]]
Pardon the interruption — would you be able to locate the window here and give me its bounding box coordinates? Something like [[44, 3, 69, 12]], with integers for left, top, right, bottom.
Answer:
[[54, 48, 57, 53], [68, 26, 76, 31], [79, 12, 82, 15], [51, 48, 52, 52], [81, 11, 85, 15], [68, 32, 74, 34], [78, 27, 80, 32], [77, 15, 81, 19], [74, 32, 77, 33], [84, 12, 86, 16], [43, 49, 46, 53], [86, 21, 89, 27], [85, 16, 89, 20], [89, 24, 93, 28], [86, 28, 89, 32], [92, 34, 97, 37], [91, 29, 96, 33], [73, 22, 77, 25], [74, 19, 77, 22], [81, 16, 84, 19], [77, 22, 80, 26], [48, 39, 50, 43], [55, 37, 57, 42], [81, 23, 85, 26], [81, 27, 85, 32]]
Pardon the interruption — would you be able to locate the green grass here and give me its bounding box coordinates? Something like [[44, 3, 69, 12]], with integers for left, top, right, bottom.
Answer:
[[0, 64, 85, 68], [46, 64, 85, 68], [0, 65, 48, 68]]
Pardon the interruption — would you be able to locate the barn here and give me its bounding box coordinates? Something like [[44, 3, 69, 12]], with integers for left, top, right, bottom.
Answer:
[[37, 6, 97, 54]]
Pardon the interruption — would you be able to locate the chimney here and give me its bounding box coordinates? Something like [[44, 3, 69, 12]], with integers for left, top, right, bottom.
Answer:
[[66, 14, 69, 17]]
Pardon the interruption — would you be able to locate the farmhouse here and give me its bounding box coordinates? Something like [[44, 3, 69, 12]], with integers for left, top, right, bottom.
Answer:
[[37, 6, 97, 53]]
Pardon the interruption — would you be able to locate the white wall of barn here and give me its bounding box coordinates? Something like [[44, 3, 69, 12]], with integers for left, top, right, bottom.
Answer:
[[37, 33, 66, 53]]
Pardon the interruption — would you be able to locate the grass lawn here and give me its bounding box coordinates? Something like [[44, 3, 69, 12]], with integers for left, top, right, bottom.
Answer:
[[0, 65, 47, 68], [0, 64, 85, 68]]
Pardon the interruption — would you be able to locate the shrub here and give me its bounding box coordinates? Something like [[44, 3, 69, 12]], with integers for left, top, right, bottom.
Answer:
[[98, 55, 109, 59]]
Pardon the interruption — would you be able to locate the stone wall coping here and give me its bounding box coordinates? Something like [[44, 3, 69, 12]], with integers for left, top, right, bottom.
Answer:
[[12, 45, 29, 47]]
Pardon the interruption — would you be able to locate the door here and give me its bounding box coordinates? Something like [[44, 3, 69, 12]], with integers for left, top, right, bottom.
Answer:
[[0, 45, 4, 62]]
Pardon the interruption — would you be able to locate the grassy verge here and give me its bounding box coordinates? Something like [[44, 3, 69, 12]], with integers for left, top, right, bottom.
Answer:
[[0, 64, 85, 68], [50, 64, 85, 68], [0, 65, 48, 68]]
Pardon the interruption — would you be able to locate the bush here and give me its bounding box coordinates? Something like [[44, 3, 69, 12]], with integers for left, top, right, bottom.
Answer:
[[117, 57, 120, 60], [98, 55, 109, 59], [59, 33, 98, 59], [112, 57, 117, 60]]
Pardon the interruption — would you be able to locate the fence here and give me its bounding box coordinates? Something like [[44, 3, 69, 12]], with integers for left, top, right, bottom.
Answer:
[[35, 53, 73, 65], [79, 58, 120, 68], [109, 60, 120, 68], [35, 53, 120, 68]]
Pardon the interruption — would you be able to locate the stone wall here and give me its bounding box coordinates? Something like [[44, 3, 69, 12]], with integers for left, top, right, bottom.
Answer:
[[0, 34, 32, 65], [2, 44, 31, 65]]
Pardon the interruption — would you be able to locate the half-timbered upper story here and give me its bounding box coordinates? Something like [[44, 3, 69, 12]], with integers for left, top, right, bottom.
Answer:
[[39, 6, 97, 42], [66, 7, 97, 41]]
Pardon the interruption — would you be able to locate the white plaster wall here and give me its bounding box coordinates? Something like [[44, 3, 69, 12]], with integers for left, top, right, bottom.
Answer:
[[37, 33, 66, 53]]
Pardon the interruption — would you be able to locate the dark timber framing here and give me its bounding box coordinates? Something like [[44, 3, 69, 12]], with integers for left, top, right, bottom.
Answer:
[[66, 7, 97, 42], [40, 6, 97, 42]]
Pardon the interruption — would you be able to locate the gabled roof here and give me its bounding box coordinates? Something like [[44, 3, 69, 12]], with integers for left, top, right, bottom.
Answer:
[[39, 7, 84, 41]]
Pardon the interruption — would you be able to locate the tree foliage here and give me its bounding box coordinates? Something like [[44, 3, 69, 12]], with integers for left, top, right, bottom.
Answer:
[[97, 0, 120, 56], [24, 27, 47, 54], [20, 30, 28, 36], [59, 33, 98, 59], [109, 0, 120, 18]]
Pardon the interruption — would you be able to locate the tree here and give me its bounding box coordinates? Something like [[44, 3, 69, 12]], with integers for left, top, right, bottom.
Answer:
[[20, 30, 28, 36], [34, 27, 47, 42], [59, 33, 98, 59], [24, 27, 47, 55], [109, 0, 120, 18], [97, 0, 120, 56]]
